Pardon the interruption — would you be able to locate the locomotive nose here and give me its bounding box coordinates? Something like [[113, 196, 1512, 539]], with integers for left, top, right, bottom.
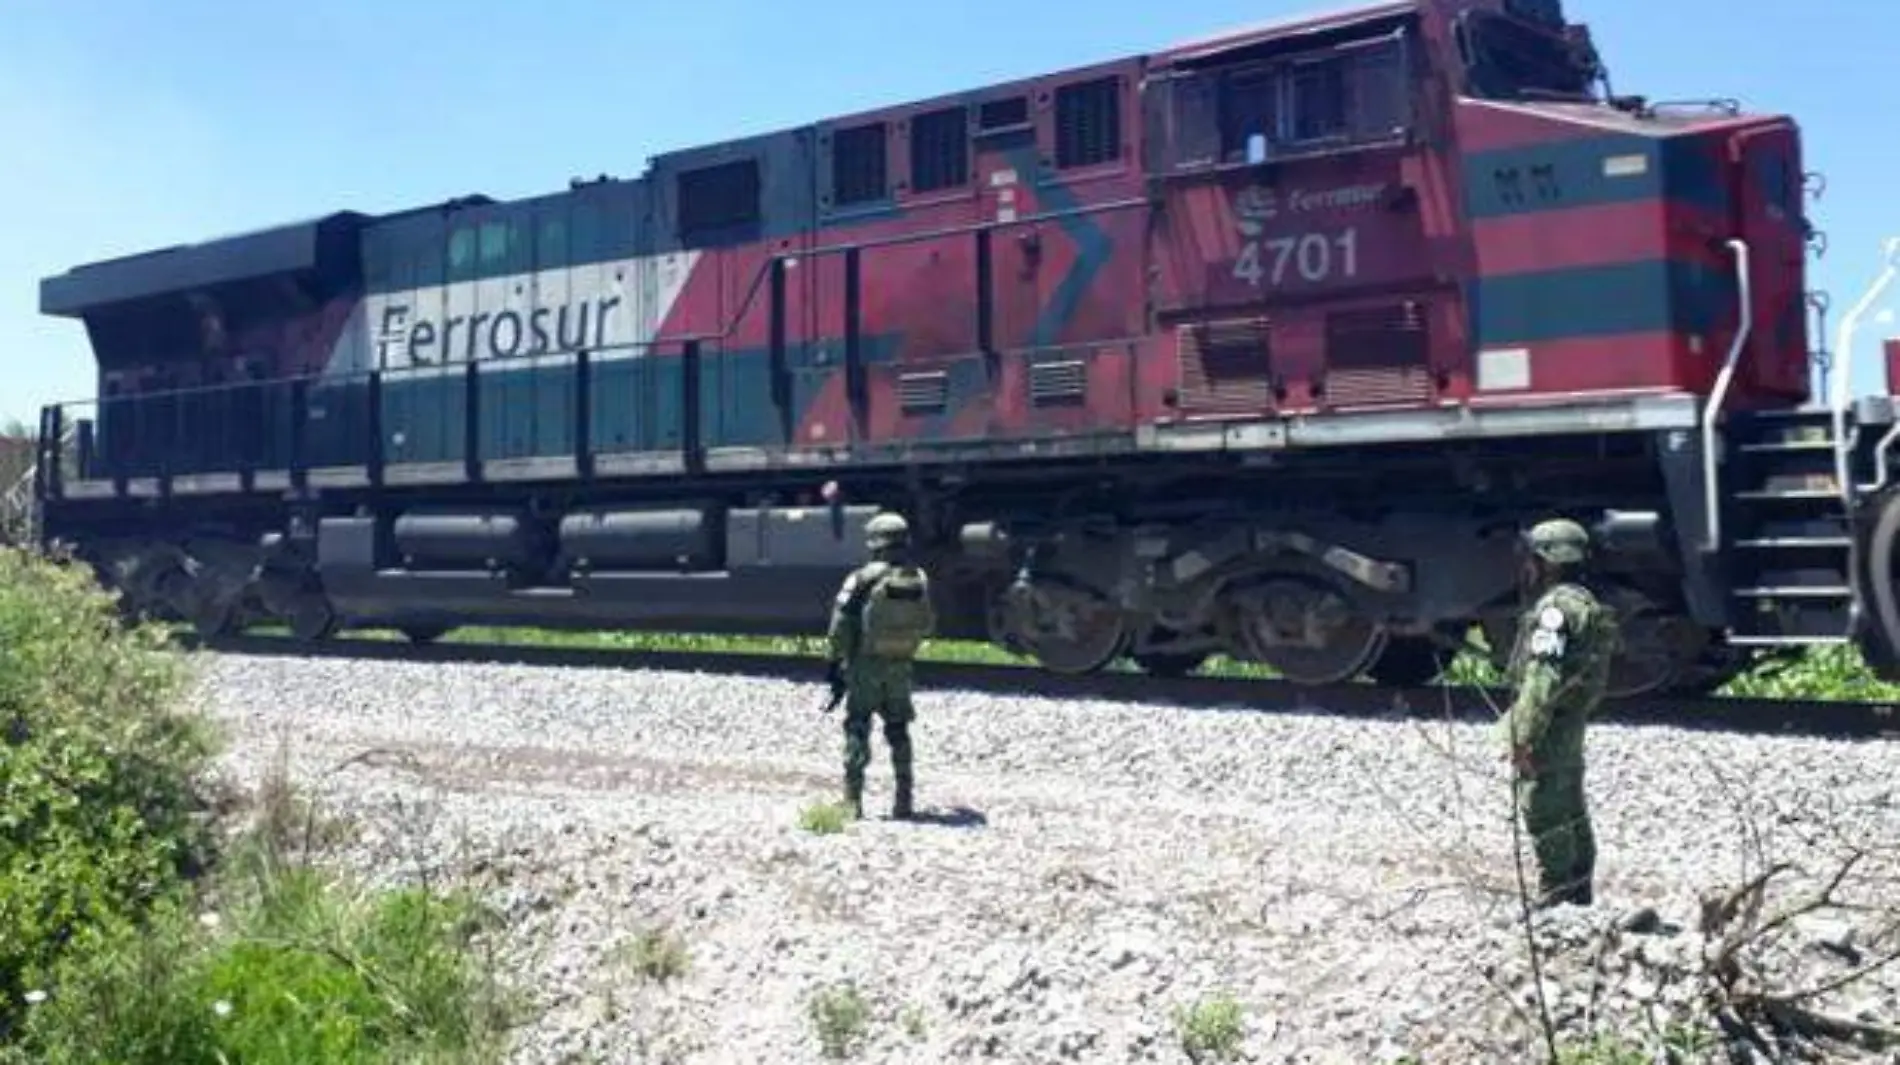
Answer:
[[1460, 105, 1813, 405]]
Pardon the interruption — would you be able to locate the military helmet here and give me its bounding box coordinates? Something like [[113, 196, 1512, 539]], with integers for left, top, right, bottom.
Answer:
[[1524, 517, 1590, 565], [865, 511, 910, 550]]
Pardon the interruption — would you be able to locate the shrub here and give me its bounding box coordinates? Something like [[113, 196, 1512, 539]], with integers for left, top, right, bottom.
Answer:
[[622, 926, 690, 984], [1173, 993, 1245, 1062], [0, 548, 521, 1062], [808, 981, 869, 1058], [0, 547, 216, 1036], [3, 856, 517, 1065], [799, 800, 849, 835]]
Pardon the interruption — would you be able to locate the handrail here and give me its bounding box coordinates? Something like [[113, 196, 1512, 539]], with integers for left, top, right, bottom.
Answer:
[[3, 420, 72, 545], [1701, 238, 1751, 552], [1831, 236, 1900, 504], [1874, 420, 1900, 494]]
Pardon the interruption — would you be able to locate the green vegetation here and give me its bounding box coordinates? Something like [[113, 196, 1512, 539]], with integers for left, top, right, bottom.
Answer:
[[1172, 992, 1246, 1062], [798, 799, 851, 835], [0, 547, 520, 1064], [244, 619, 1900, 701], [807, 981, 869, 1059], [1554, 1033, 1659, 1065], [899, 1004, 927, 1040], [620, 926, 690, 985]]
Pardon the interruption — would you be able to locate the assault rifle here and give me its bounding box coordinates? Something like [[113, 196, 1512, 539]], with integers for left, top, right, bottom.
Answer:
[[821, 659, 848, 714]]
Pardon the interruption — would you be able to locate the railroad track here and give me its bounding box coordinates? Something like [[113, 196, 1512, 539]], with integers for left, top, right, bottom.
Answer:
[[179, 632, 1900, 741]]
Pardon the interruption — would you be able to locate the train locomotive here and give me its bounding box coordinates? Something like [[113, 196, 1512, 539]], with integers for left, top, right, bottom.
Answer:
[[27, 0, 1900, 698]]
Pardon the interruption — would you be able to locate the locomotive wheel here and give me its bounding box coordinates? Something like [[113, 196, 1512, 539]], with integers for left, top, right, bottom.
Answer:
[[1365, 634, 1446, 687], [1601, 594, 1708, 700], [997, 578, 1130, 675], [191, 598, 239, 639], [1225, 575, 1387, 686], [1861, 487, 1900, 681], [1483, 591, 1705, 700], [286, 593, 338, 643], [1665, 642, 1757, 695]]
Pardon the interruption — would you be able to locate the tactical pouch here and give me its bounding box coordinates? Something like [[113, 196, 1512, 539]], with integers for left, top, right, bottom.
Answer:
[[859, 566, 933, 658]]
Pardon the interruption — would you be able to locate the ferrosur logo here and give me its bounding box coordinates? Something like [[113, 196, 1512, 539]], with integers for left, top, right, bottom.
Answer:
[[1232, 183, 1388, 235]]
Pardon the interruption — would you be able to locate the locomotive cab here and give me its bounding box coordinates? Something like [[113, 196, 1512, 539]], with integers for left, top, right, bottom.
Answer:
[[1141, 0, 1813, 422], [1448, 0, 1813, 410]]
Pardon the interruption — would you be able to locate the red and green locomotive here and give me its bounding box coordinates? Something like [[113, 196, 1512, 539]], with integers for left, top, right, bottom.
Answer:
[[33, 0, 1900, 698]]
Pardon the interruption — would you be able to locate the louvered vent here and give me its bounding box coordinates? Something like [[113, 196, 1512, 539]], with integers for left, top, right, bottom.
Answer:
[[898, 371, 949, 414], [1322, 301, 1433, 407], [1054, 77, 1120, 169], [1176, 316, 1273, 413], [1029, 359, 1087, 406]]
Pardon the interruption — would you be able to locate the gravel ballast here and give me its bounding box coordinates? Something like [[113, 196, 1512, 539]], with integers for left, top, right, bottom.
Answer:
[[188, 654, 1900, 1064]]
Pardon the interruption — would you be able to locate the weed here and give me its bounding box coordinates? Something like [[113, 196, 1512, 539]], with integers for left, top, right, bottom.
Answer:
[[808, 981, 869, 1058], [1555, 1033, 1652, 1065], [0, 548, 524, 1063], [900, 1004, 927, 1039], [212, 618, 1900, 701], [1173, 992, 1245, 1062], [622, 927, 690, 984], [799, 800, 850, 835]]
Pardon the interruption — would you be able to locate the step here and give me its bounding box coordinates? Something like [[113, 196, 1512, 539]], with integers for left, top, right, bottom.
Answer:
[[1732, 585, 1853, 598], [1722, 633, 1850, 647], [1732, 488, 1843, 502], [1735, 514, 1852, 538], [1736, 451, 1842, 488], [1735, 405, 1839, 422], [1731, 536, 1853, 549], [1736, 439, 1837, 453]]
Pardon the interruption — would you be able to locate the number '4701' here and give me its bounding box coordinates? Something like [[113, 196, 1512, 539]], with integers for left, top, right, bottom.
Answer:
[[1232, 228, 1359, 287]]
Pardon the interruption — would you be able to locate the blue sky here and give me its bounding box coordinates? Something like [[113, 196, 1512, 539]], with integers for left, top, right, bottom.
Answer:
[[2, 0, 1895, 429]]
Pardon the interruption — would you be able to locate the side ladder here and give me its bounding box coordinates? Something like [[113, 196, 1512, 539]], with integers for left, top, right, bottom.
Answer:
[[1720, 237, 1900, 651], [1, 452, 42, 548], [1, 417, 76, 550]]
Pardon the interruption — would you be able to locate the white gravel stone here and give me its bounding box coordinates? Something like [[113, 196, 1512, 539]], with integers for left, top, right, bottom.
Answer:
[[185, 653, 1900, 1063]]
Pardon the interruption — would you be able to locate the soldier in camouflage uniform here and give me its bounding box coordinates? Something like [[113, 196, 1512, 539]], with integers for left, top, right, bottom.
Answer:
[[826, 511, 936, 820], [1502, 517, 1620, 908]]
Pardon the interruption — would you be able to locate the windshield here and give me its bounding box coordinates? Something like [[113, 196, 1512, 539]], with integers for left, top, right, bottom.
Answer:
[[1458, 11, 1599, 102]]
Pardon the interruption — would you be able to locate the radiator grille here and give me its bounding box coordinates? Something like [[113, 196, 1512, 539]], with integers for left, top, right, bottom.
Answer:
[[1176, 317, 1273, 413], [1321, 367, 1435, 407], [1321, 301, 1433, 408], [1325, 301, 1427, 370], [1029, 359, 1087, 406], [898, 371, 948, 414]]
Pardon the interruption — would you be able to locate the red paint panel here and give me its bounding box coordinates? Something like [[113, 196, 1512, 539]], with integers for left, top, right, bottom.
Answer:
[[1453, 99, 1759, 154], [1453, 100, 1611, 154], [1151, 156, 1436, 317], [1470, 199, 1670, 275], [1470, 331, 1704, 399], [863, 239, 980, 361], [986, 344, 1139, 441], [1727, 120, 1811, 406]]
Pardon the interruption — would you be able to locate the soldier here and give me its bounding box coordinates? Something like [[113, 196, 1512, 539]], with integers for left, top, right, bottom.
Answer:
[[1502, 517, 1619, 908], [825, 511, 936, 820]]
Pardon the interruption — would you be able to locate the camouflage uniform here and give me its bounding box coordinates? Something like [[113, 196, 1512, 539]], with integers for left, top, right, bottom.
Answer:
[[1502, 518, 1619, 907], [826, 512, 935, 820]]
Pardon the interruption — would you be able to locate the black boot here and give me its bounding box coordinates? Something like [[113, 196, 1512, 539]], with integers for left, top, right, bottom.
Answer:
[[892, 776, 914, 820], [843, 777, 863, 820]]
